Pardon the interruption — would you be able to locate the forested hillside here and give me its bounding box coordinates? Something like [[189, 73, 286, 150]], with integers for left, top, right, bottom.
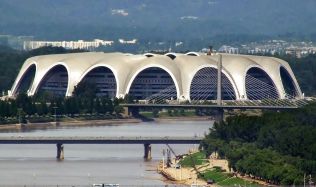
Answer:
[[1, 0, 316, 41]]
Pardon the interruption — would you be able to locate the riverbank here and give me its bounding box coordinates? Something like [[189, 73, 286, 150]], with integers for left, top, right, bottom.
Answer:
[[158, 151, 263, 186], [157, 151, 208, 186], [0, 118, 142, 132], [154, 116, 212, 122], [0, 115, 212, 132]]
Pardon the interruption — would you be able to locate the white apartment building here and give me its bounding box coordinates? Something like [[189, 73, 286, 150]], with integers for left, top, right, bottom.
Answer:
[[24, 39, 114, 51], [118, 39, 137, 44]]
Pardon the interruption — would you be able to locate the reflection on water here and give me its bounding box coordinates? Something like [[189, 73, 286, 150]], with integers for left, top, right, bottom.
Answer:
[[0, 120, 212, 186]]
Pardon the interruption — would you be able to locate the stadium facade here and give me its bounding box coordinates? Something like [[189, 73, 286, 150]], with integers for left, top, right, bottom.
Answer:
[[9, 52, 303, 101]]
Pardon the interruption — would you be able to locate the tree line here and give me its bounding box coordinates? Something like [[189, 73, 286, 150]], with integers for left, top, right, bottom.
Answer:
[[200, 103, 316, 185], [0, 94, 125, 124], [0, 81, 125, 124]]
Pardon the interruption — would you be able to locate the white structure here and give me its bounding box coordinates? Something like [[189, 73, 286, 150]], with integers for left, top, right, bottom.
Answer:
[[9, 52, 302, 101], [24, 39, 114, 51], [218, 45, 239, 54], [118, 39, 137, 44]]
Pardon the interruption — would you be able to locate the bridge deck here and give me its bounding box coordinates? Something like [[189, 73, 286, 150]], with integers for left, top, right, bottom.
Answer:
[[0, 136, 202, 144], [121, 104, 298, 110]]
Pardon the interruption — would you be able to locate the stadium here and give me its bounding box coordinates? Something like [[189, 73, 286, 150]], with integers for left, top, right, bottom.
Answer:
[[9, 52, 303, 102]]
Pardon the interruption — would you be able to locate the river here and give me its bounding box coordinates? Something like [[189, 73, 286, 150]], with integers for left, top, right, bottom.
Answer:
[[0, 120, 213, 186]]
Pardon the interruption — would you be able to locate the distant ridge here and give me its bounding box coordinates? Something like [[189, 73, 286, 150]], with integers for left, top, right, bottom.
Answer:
[[0, 0, 316, 41]]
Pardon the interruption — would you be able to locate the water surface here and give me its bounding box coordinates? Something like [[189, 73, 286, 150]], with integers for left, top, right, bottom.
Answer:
[[0, 120, 213, 186]]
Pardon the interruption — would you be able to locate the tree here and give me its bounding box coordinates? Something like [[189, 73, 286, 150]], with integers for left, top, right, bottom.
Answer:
[[37, 101, 48, 116], [201, 103, 316, 184], [167, 109, 173, 116], [173, 109, 179, 116], [114, 105, 124, 117], [103, 98, 114, 114], [152, 108, 159, 118], [95, 98, 102, 114], [73, 80, 98, 99], [180, 109, 185, 116]]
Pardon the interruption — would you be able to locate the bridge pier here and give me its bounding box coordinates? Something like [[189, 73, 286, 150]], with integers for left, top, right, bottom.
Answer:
[[144, 143, 152, 160], [56, 143, 64, 160]]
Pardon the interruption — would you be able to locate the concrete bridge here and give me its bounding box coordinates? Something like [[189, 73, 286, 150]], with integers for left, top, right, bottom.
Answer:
[[0, 136, 202, 160], [121, 103, 299, 110]]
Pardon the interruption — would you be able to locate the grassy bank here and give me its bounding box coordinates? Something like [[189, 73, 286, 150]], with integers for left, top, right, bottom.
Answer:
[[179, 151, 208, 167], [178, 151, 257, 186], [199, 168, 256, 186]]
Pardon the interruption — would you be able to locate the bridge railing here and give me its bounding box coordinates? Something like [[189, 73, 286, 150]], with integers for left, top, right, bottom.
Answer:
[[124, 98, 312, 108], [0, 136, 204, 141]]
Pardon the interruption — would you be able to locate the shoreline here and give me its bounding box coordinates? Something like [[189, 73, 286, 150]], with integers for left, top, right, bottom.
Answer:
[[0, 115, 212, 132], [157, 152, 208, 186], [158, 151, 272, 187], [153, 116, 212, 122]]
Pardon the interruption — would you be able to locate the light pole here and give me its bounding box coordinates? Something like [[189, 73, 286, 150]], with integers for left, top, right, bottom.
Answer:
[[33, 173, 36, 186], [53, 106, 58, 125], [18, 108, 22, 124], [162, 149, 165, 171], [87, 173, 91, 186]]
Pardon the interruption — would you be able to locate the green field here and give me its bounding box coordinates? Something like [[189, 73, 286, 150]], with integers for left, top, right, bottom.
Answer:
[[178, 152, 258, 186], [179, 151, 207, 167], [200, 168, 258, 186]]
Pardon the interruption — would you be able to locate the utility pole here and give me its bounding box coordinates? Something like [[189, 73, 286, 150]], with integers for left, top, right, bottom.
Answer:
[[215, 54, 224, 123]]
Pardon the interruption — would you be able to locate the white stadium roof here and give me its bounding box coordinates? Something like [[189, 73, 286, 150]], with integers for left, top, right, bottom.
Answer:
[[10, 52, 302, 101]]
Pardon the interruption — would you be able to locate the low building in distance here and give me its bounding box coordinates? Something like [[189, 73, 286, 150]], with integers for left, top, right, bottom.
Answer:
[[23, 39, 114, 51]]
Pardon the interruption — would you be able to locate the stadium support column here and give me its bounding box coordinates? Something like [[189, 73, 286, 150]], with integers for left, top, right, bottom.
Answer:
[[56, 143, 64, 160], [144, 143, 152, 160], [216, 54, 224, 123]]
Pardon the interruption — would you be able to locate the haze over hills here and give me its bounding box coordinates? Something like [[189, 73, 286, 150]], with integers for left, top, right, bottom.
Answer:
[[1, 0, 316, 43]]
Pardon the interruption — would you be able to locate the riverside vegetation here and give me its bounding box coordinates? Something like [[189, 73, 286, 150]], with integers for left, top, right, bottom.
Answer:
[[0, 92, 125, 124], [200, 103, 316, 185], [177, 151, 257, 186]]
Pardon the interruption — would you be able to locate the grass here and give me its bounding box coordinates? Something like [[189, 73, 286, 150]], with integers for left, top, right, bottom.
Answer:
[[218, 177, 256, 186], [139, 111, 155, 118], [200, 169, 230, 182], [200, 168, 259, 186], [179, 151, 208, 167], [177, 152, 259, 186]]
